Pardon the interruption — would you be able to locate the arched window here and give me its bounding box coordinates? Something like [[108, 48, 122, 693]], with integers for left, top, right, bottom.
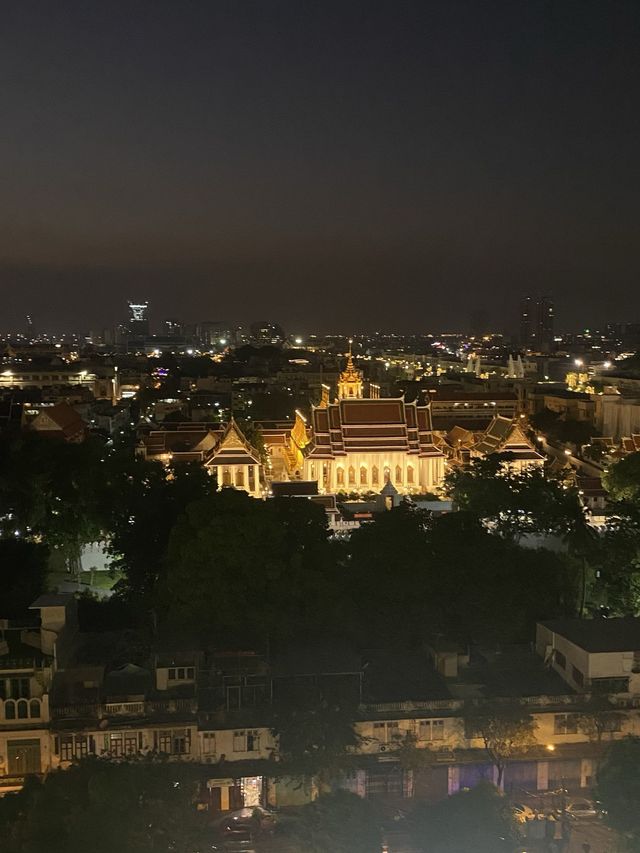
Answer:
[[360, 466, 367, 485], [372, 466, 379, 485], [384, 466, 391, 483], [235, 468, 245, 487], [395, 465, 402, 484], [5, 700, 15, 720], [336, 467, 345, 486], [348, 466, 356, 485], [30, 699, 41, 719], [17, 699, 28, 719], [407, 465, 414, 485], [222, 466, 231, 487], [310, 463, 316, 479]]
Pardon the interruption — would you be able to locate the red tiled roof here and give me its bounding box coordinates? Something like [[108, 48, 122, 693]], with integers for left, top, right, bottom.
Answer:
[[307, 396, 444, 459]]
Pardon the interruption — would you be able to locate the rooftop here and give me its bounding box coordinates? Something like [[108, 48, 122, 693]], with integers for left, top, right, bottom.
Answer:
[[540, 617, 640, 653]]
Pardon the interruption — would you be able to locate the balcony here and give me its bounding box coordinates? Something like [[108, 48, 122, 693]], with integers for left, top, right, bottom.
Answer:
[[52, 697, 197, 722]]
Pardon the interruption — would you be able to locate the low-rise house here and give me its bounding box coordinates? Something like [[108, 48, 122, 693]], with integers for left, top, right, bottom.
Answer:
[[536, 617, 640, 695]]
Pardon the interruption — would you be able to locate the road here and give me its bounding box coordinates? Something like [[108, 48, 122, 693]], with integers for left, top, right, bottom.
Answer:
[[568, 818, 618, 853]]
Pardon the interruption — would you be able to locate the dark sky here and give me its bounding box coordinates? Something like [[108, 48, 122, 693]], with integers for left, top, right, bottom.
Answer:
[[1, 0, 640, 334]]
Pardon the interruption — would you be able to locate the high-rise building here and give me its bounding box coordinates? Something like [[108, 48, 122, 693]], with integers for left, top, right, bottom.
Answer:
[[249, 320, 285, 345], [519, 297, 532, 347], [520, 296, 554, 350], [127, 301, 150, 336], [163, 318, 183, 336]]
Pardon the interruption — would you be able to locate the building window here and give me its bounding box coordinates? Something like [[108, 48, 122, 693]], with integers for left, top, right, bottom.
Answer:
[[202, 732, 216, 754], [407, 466, 414, 485], [124, 734, 138, 755], [4, 678, 30, 699], [372, 466, 379, 485], [233, 730, 260, 752], [16, 699, 28, 719], [248, 467, 256, 492], [222, 467, 231, 486], [157, 731, 172, 754], [373, 721, 400, 744], [555, 650, 566, 669], [591, 676, 629, 694], [554, 713, 579, 735], [419, 719, 445, 741], [395, 466, 402, 484], [110, 734, 124, 756], [29, 699, 41, 718], [348, 466, 356, 485], [384, 466, 390, 483], [168, 668, 176, 679], [60, 736, 74, 762], [337, 467, 345, 486], [360, 466, 367, 485], [235, 468, 245, 487], [572, 666, 585, 687], [75, 736, 89, 758], [172, 729, 190, 754]]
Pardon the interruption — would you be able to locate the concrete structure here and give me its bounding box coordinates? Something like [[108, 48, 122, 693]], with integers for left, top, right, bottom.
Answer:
[[537, 618, 640, 694]]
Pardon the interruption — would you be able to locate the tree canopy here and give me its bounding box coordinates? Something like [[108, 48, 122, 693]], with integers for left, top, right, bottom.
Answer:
[[463, 703, 537, 787], [0, 759, 207, 853], [597, 737, 640, 848], [278, 789, 382, 853], [163, 490, 338, 645], [408, 782, 517, 853], [603, 452, 640, 502]]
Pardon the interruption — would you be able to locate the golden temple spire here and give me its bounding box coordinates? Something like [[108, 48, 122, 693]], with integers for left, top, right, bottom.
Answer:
[[338, 339, 363, 399]]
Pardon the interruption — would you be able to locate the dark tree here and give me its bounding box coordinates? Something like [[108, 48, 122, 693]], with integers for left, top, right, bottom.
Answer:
[[0, 540, 48, 618], [603, 452, 640, 502], [408, 781, 518, 853], [1, 759, 207, 853], [463, 703, 537, 787], [279, 790, 382, 853], [164, 490, 337, 645], [597, 737, 640, 848]]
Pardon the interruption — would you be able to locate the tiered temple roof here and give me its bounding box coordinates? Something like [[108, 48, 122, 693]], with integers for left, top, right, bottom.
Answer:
[[306, 396, 443, 460]]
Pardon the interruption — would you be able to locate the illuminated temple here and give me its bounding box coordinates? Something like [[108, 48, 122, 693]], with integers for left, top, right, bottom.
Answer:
[[303, 348, 445, 494]]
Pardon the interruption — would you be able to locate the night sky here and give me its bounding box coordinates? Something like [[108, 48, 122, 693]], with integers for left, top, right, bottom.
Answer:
[[2, 0, 640, 334]]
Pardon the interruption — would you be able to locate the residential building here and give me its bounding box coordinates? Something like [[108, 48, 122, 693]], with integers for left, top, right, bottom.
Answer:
[[536, 617, 640, 695]]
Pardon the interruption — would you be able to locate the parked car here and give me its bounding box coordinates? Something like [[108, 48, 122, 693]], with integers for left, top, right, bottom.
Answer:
[[218, 806, 277, 833], [565, 799, 601, 819]]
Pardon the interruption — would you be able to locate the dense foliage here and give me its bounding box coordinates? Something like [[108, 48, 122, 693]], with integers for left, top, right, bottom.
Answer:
[[597, 737, 640, 849], [0, 760, 207, 853], [278, 789, 382, 853], [408, 782, 517, 853]]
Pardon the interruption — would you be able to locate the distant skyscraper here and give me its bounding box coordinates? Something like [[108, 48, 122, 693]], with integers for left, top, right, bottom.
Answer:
[[127, 301, 150, 336], [249, 320, 285, 345], [520, 295, 554, 350], [163, 318, 183, 336], [25, 314, 35, 338]]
